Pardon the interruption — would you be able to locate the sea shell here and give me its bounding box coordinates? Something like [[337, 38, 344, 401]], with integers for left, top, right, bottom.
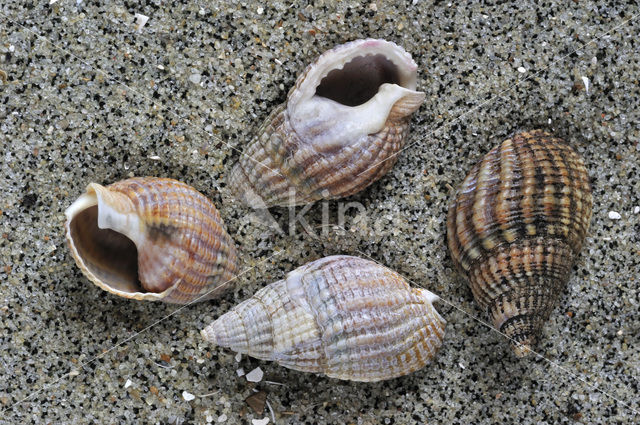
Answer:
[[228, 39, 426, 207], [201, 255, 446, 382], [65, 177, 239, 304], [446, 130, 593, 356]]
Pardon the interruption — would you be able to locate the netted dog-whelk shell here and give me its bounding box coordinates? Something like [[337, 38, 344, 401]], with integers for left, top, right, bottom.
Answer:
[[201, 255, 446, 382], [65, 177, 238, 304], [229, 39, 426, 207], [447, 130, 593, 356]]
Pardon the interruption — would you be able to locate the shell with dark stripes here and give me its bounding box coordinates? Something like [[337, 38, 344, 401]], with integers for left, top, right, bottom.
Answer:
[[446, 130, 592, 356], [65, 177, 238, 304], [228, 39, 425, 207], [201, 255, 446, 382]]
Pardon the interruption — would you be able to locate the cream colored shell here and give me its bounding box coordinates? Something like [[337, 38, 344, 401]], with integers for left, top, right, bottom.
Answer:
[[228, 39, 426, 207], [65, 177, 238, 304], [202, 255, 446, 382]]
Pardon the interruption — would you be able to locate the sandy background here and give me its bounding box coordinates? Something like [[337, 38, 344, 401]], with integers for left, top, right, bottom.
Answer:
[[1, 0, 639, 423]]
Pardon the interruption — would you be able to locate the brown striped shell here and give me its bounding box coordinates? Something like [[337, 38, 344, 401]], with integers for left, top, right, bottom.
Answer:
[[201, 255, 446, 382], [65, 177, 238, 304], [228, 39, 426, 207], [446, 130, 593, 357]]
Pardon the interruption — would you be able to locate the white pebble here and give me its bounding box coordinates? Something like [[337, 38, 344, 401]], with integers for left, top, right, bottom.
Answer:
[[236, 368, 245, 377], [218, 414, 228, 422], [182, 391, 196, 401], [581, 76, 590, 94], [634, 206, 640, 214], [235, 353, 242, 362], [252, 418, 269, 425], [257, 7, 264, 14], [133, 13, 149, 31], [206, 414, 214, 423], [517, 66, 526, 73], [189, 74, 202, 84], [124, 379, 133, 389], [148, 155, 161, 160], [608, 211, 622, 220], [245, 367, 264, 383]]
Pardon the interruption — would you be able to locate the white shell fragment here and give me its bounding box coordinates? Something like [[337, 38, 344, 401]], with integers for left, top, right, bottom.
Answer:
[[581, 76, 590, 94], [252, 418, 269, 425], [245, 367, 264, 383], [134, 13, 149, 31], [202, 256, 446, 382], [228, 39, 426, 207], [608, 211, 622, 220], [182, 391, 196, 401]]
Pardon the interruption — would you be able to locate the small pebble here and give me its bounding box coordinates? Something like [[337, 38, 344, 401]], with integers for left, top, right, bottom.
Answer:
[[182, 391, 196, 401], [517, 66, 527, 73], [257, 7, 264, 14], [235, 353, 242, 362], [218, 414, 227, 422], [189, 74, 202, 84], [236, 368, 245, 377], [634, 206, 639, 214], [133, 13, 149, 31], [252, 418, 269, 425], [581, 76, 590, 94], [608, 211, 622, 220], [124, 379, 133, 389], [246, 367, 264, 383]]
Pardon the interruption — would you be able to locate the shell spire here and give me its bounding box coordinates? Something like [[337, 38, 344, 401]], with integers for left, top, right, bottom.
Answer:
[[65, 177, 239, 304], [202, 256, 446, 382], [446, 130, 593, 356], [228, 39, 426, 207]]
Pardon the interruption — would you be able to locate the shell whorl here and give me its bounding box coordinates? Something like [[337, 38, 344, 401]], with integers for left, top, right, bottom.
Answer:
[[65, 177, 239, 304], [228, 39, 426, 207], [446, 130, 593, 356], [202, 255, 446, 382]]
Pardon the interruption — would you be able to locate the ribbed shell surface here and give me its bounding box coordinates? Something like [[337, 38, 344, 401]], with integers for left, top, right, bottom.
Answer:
[[202, 255, 446, 382], [227, 39, 425, 208], [228, 103, 411, 207], [66, 177, 238, 304], [446, 130, 592, 355]]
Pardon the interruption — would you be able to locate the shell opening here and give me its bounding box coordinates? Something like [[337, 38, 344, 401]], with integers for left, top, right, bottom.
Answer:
[[315, 54, 402, 107], [67, 201, 145, 295]]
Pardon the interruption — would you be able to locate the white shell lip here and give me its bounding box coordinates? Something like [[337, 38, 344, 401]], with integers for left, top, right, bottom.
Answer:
[[64, 183, 177, 302], [286, 39, 423, 149], [289, 39, 419, 110]]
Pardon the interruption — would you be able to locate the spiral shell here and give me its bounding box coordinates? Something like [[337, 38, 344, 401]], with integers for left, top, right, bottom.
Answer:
[[65, 177, 239, 304], [229, 39, 426, 207], [201, 256, 446, 382], [446, 130, 593, 356]]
